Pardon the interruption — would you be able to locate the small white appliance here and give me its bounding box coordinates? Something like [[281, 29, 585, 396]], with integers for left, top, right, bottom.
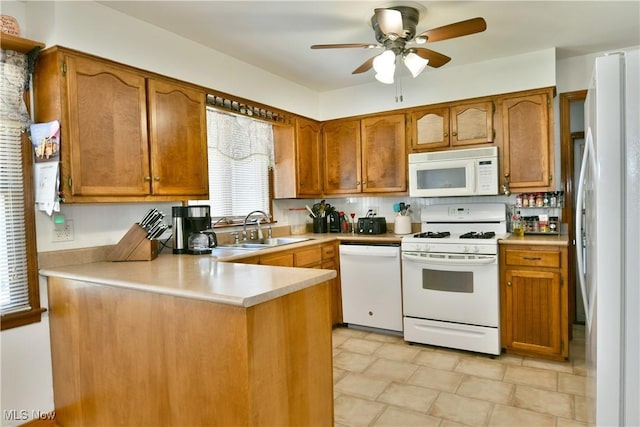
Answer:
[[408, 146, 499, 198], [576, 50, 639, 427], [401, 203, 508, 355], [339, 243, 403, 332]]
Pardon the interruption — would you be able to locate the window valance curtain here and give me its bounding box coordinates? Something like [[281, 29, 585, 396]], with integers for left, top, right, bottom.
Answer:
[[207, 108, 274, 168]]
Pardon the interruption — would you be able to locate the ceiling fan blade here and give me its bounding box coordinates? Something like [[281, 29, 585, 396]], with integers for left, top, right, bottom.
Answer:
[[375, 8, 404, 37], [412, 48, 451, 68], [311, 43, 378, 49], [416, 17, 487, 43], [352, 56, 377, 74]]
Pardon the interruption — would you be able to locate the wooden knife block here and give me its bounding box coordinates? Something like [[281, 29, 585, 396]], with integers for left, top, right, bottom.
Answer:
[[108, 224, 159, 262]]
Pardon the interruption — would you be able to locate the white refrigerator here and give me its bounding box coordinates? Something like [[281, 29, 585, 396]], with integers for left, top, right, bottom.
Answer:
[[576, 49, 639, 426]]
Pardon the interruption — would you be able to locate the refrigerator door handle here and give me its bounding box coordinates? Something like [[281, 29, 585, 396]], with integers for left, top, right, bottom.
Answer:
[[575, 127, 597, 329]]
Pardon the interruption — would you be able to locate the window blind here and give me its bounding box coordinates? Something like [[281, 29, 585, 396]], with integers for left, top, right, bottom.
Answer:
[[0, 120, 30, 315], [201, 108, 274, 217]]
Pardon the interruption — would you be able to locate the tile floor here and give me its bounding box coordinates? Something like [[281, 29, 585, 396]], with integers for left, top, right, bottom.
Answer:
[[332, 325, 589, 426]]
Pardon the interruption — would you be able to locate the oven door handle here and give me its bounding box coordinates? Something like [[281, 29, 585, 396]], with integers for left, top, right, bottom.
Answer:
[[402, 253, 497, 265]]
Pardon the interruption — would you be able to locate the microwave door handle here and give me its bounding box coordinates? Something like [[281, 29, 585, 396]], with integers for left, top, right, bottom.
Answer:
[[469, 163, 477, 193], [402, 253, 496, 265]]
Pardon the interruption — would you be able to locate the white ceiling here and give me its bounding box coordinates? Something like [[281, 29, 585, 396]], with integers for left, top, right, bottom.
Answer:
[[98, 1, 640, 92]]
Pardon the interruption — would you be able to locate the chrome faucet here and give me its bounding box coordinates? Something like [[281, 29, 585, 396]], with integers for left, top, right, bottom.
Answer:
[[242, 210, 272, 241]]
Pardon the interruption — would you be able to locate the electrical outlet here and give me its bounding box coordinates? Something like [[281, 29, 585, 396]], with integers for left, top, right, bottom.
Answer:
[[52, 220, 74, 242], [368, 206, 379, 216]]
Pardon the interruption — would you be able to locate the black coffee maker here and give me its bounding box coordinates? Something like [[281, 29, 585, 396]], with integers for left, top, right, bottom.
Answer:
[[172, 206, 216, 254]]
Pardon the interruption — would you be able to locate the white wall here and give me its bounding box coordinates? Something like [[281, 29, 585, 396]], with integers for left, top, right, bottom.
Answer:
[[319, 48, 557, 120], [1, 0, 630, 424]]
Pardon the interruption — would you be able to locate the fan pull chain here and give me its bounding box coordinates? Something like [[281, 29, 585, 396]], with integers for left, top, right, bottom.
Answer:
[[395, 78, 403, 103]]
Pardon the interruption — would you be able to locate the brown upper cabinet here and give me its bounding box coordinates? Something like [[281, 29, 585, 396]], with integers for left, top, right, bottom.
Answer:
[[496, 87, 555, 193], [274, 117, 323, 198], [33, 46, 208, 203], [411, 101, 494, 151], [323, 114, 406, 195]]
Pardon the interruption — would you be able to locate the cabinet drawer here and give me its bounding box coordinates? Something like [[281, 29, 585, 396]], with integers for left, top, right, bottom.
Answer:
[[295, 246, 322, 267], [260, 251, 294, 267], [504, 249, 560, 268], [321, 243, 336, 259]]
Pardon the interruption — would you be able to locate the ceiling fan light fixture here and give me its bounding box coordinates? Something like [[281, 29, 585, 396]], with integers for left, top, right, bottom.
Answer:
[[404, 52, 429, 78], [375, 71, 395, 84], [414, 36, 427, 44], [373, 50, 396, 83]]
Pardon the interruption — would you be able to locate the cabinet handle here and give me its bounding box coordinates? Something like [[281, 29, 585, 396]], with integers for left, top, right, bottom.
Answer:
[[144, 176, 151, 182], [362, 181, 367, 185], [154, 176, 161, 181], [523, 256, 542, 261], [452, 132, 457, 136], [507, 281, 512, 287], [443, 132, 448, 137], [502, 172, 511, 196]]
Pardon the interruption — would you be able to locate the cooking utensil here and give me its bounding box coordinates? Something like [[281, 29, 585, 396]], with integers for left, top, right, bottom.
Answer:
[[305, 205, 317, 218]]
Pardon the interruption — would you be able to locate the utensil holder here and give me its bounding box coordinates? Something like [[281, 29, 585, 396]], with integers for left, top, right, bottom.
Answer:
[[312, 217, 328, 233], [107, 224, 159, 261], [394, 215, 412, 235]]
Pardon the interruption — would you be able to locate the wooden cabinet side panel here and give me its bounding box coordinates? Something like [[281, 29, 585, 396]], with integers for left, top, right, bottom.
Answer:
[[147, 78, 208, 196], [323, 119, 361, 194], [273, 125, 297, 199], [65, 55, 151, 196], [361, 114, 407, 192], [247, 282, 333, 426], [47, 277, 251, 427]]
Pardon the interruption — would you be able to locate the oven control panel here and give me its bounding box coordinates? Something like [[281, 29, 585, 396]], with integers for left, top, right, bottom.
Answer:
[[401, 242, 497, 255]]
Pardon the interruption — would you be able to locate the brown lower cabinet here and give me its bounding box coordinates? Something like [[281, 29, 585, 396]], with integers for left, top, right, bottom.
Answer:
[[499, 243, 569, 360], [234, 241, 342, 325], [47, 276, 333, 426]]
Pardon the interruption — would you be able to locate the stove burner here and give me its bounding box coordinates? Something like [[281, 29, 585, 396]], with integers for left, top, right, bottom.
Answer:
[[459, 231, 496, 239], [414, 231, 451, 239]]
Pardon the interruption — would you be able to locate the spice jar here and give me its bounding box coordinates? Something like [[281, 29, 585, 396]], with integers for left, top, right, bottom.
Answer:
[[515, 194, 523, 207], [528, 193, 536, 207], [536, 193, 544, 207]]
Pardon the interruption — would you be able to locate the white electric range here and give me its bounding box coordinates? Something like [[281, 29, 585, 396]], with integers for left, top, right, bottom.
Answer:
[[401, 203, 508, 355]]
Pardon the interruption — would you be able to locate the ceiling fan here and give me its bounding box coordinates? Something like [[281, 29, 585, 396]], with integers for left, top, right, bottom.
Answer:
[[311, 6, 487, 84]]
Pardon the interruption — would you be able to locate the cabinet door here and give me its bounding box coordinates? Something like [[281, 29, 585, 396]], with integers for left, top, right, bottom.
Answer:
[[295, 118, 323, 196], [361, 114, 406, 192], [323, 119, 361, 194], [451, 101, 494, 146], [500, 90, 553, 191], [147, 79, 208, 196], [65, 55, 150, 196], [411, 107, 449, 150], [502, 269, 563, 357]]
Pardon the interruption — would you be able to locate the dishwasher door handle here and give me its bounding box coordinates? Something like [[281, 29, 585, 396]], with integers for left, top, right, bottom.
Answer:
[[340, 245, 399, 258]]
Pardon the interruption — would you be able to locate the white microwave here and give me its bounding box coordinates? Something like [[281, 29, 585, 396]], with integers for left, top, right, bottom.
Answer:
[[408, 147, 499, 197]]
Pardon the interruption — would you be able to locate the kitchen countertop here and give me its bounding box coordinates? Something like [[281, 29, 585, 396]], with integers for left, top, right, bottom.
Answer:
[[39, 232, 401, 308], [40, 254, 336, 308], [499, 233, 570, 246]]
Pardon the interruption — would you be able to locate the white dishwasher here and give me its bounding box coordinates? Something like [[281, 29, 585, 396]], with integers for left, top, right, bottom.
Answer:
[[339, 243, 403, 332]]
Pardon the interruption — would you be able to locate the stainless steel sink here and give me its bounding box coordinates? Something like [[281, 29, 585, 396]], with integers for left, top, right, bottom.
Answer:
[[218, 236, 312, 250], [210, 247, 260, 259]]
